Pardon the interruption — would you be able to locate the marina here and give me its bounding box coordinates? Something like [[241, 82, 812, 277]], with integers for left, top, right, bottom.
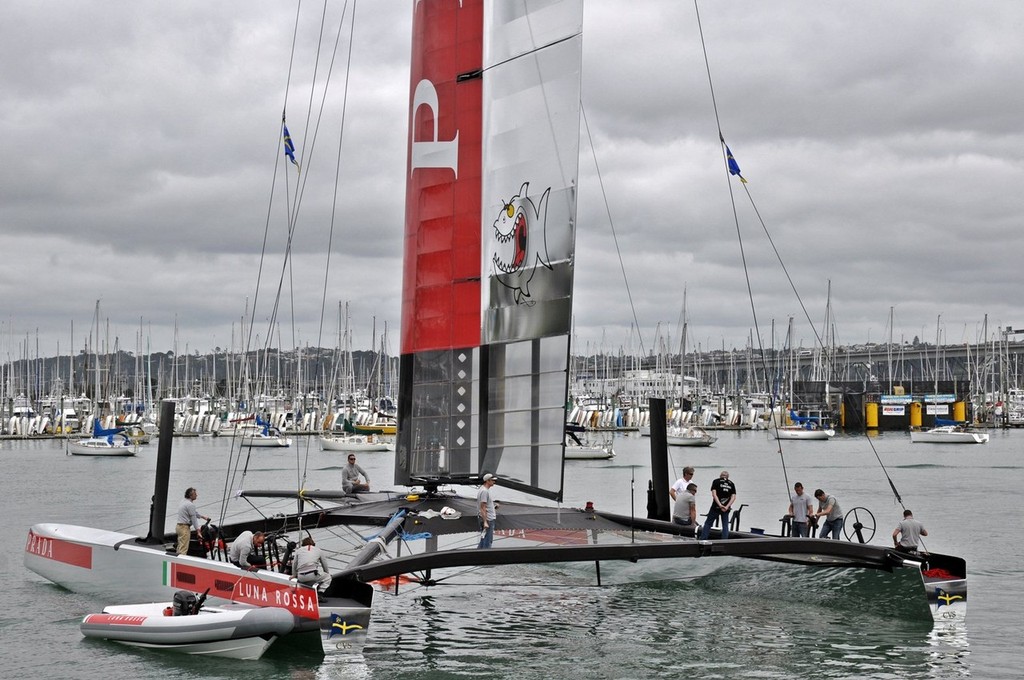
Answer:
[[4, 2, 1022, 678], [4, 330, 1023, 440], [6, 430, 1020, 677]]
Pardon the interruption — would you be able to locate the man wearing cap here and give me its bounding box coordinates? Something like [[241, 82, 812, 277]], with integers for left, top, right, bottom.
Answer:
[[291, 536, 332, 603], [477, 473, 498, 548]]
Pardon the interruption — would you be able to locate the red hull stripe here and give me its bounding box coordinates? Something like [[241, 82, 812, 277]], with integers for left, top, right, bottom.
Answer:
[[168, 562, 319, 620], [24, 530, 93, 569], [83, 614, 147, 626]]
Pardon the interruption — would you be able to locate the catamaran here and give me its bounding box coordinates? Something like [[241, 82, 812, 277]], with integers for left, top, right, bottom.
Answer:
[[25, 0, 966, 661]]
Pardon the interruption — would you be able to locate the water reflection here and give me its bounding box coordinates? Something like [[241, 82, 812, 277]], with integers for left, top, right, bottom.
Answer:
[[925, 626, 970, 678], [348, 565, 971, 679]]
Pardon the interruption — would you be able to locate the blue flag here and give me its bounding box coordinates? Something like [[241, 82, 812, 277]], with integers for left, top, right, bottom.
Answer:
[[283, 124, 299, 169], [725, 144, 747, 183]]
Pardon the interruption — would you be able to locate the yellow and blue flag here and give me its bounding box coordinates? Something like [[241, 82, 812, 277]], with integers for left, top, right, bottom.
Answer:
[[725, 144, 747, 183]]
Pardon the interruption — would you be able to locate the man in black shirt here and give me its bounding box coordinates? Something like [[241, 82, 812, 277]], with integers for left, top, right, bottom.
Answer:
[[699, 470, 737, 540]]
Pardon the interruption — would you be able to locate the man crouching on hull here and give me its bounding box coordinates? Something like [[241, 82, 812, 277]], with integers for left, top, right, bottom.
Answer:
[[229, 530, 266, 570]]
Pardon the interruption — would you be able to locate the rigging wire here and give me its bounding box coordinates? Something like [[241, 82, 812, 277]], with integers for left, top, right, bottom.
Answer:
[[691, 0, 907, 513], [580, 104, 646, 358], [287, 0, 358, 527], [692, 0, 792, 499], [222, 0, 317, 521], [220, 1, 362, 528]]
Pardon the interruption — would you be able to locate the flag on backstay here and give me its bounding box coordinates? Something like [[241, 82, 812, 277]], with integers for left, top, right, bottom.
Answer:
[[725, 144, 747, 183]]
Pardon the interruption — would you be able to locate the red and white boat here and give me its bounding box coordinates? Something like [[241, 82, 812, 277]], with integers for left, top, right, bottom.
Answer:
[[81, 597, 296, 660]]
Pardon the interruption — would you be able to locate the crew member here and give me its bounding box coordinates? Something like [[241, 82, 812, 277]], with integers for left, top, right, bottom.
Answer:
[[893, 509, 928, 553], [175, 487, 210, 556], [228, 530, 266, 570], [477, 473, 498, 548], [291, 536, 331, 602]]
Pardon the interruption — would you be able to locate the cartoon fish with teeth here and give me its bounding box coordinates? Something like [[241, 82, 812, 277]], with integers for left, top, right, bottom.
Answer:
[[491, 182, 551, 304]]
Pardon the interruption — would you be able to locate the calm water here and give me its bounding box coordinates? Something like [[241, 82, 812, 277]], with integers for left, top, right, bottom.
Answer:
[[3, 429, 1022, 678]]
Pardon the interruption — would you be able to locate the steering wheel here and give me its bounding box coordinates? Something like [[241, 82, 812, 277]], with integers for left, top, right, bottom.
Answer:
[[843, 506, 876, 543]]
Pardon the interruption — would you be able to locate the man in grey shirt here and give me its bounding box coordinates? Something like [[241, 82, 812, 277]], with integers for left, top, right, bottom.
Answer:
[[813, 488, 843, 540], [787, 482, 814, 537], [291, 536, 332, 601], [672, 483, 698, 526], [893, 509, 928, 553], [175, 487, 210, 555], [228, 530, 266, 569], [343, 454, 370, 493]]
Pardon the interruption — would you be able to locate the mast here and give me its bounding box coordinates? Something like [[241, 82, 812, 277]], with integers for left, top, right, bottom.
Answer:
[[93, 301, 101, 427], [677, 287, 688, 413], [887, 306, 894, 394]]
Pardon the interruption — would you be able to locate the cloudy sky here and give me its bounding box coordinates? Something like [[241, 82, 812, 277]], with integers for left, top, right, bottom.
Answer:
[[2, 1, 1021, 363]]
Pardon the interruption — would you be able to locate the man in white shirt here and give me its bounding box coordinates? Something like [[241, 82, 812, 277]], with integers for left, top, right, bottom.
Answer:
[[477, 473, 498, 548], [669, 466, 696, 502]]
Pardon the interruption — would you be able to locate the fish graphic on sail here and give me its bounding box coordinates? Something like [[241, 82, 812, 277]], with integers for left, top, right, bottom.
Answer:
[[397, 0, 582, 500], [490, 182, 552, 305]]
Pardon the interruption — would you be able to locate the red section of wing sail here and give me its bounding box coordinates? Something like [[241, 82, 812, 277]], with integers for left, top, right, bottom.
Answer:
[[402, 0, 483, 354]]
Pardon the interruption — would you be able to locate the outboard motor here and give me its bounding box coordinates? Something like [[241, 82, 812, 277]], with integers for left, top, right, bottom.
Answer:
[[172, 590, 198, 616]]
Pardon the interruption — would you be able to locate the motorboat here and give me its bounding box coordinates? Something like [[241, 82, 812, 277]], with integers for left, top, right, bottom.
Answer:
[[773, 409, 835, 440], [80, 593, 297, 660], [910, 425, 989, 444]]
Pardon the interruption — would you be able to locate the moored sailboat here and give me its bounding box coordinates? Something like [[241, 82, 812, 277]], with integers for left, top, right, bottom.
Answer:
[[67, 421, 138, 457], [666, 425, 717, 447], [320, 431, 393, 452]]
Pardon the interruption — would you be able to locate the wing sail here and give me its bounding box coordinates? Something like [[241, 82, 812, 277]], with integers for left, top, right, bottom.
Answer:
[[398, 0, 583, 501]]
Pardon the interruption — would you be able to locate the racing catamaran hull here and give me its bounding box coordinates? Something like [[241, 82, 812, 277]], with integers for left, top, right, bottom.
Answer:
[[25, 523, 372, 655]]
